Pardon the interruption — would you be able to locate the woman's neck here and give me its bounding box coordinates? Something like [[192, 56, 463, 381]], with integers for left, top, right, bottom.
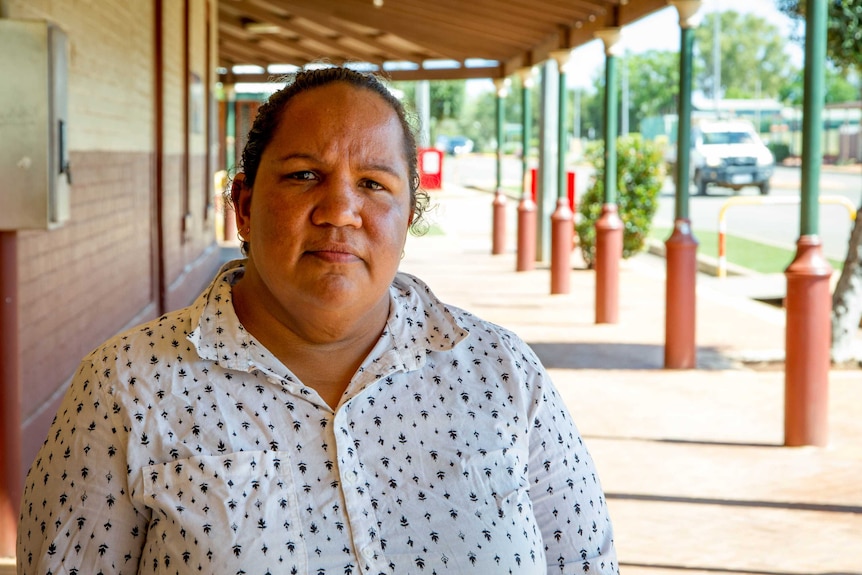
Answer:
[[231, 277, 390, 408]]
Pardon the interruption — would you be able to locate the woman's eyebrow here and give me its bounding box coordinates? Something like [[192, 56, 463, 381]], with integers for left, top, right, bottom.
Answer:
[[360, 162, 404, 179], [271, 153, 404, 180], [271, 152, 315, 163]]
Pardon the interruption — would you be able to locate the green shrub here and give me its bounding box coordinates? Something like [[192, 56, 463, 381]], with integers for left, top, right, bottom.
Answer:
[[767, 141, 791, 164], [576, 134, 665, 267]]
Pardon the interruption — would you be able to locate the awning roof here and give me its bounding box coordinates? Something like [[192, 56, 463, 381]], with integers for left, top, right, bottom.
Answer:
[[218, 0, 671, 83]]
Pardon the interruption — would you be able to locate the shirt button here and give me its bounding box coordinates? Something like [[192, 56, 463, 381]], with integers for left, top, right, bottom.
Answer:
[[362, 546, 375, 560], [342, 471, 358, 485]]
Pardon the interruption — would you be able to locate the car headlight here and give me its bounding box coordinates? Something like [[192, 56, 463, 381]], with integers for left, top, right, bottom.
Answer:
[[757, 152, 774, 166], [706, 156, 723, 167]]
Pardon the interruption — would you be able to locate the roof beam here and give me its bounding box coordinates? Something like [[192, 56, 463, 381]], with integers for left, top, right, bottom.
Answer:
[[221, 64, 504, 84], [220, 1, 386, 64], [260, 0, 436, 62]]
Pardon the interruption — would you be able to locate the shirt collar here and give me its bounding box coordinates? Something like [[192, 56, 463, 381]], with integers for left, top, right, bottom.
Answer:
[[186, 260, 470, 374]]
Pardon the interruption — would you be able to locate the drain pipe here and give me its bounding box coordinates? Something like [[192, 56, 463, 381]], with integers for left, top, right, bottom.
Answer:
[[0, 231, 21, 558]]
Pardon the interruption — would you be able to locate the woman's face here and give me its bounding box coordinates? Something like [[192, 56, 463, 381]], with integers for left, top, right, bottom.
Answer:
[[234, 82, 413, 327]]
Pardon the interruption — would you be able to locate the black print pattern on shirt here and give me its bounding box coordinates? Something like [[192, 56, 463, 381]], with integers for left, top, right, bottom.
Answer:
[[18, 262, 618, 575]]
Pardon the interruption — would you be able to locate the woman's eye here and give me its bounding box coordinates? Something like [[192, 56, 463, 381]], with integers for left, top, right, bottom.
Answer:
[[287, 170, 316, 181], [361, 179, 385, 191]]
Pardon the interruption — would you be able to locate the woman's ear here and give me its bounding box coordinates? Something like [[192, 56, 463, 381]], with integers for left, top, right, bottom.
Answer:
[[231, 173, 251, 236]]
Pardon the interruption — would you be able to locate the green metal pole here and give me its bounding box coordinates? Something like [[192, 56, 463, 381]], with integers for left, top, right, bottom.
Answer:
[[675, 25, 694, 220], [496, 89, 504, 191], [521, 80, 532, 200], [226, 90, 236, 171], [800, 0, 826, 235], [557, 68, 568, 200], [604, 54, 618, 204]]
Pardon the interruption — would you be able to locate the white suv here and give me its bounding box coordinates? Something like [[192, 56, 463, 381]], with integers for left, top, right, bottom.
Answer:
[[690, 120, 774, 195]]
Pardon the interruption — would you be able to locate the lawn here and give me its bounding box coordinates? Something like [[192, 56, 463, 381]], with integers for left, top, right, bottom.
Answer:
[[649, 226, 844, 274]]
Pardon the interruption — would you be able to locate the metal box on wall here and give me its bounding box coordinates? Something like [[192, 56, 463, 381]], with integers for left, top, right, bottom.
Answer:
[[0, 20, 70, 230]]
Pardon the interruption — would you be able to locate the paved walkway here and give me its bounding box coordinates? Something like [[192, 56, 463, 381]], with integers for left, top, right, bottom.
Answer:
[[401, 184, 862, 575]]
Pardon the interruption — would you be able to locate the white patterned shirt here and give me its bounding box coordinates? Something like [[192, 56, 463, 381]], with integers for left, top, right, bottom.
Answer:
[[18, 261, 617, 575]]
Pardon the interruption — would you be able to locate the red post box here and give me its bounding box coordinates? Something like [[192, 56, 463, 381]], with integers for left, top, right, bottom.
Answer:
[[418, 148, 443, 189], [529, 169, 575, 209], [530, 167, 538, 203]]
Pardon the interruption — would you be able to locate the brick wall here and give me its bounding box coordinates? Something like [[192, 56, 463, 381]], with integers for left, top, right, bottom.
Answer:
[[18, 150, 158, 461], [4, 0, 221, 474]]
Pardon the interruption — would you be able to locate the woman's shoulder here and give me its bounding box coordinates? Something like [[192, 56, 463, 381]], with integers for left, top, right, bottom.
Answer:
[[84, 305, 196, 367], [392, 272, 539, 365]]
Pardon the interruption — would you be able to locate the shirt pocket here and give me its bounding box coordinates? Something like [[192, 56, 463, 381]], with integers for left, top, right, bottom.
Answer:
[[141, 450, 307, 574]]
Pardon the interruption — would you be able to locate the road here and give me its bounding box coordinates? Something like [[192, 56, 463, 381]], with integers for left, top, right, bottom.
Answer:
[[653, 166, 861, 261], [445, 154, 860, 261]]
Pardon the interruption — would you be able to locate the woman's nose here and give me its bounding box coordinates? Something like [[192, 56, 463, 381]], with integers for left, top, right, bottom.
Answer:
[[310, 178, 362, 228]]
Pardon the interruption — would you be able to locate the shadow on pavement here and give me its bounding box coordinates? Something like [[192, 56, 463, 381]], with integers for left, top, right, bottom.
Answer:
[[529, 342, 739, 370]]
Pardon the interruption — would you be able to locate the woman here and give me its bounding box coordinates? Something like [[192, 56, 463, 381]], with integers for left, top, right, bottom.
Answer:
[[18, 67, 617, 574]]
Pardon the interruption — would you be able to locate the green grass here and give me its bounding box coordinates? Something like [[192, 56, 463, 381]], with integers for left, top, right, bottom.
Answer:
[[649, 226, 844, 274], [423, 223, 446, 236]]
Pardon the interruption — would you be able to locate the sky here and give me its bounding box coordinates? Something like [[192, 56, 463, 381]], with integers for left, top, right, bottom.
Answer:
[[468, 0, 803, 94]]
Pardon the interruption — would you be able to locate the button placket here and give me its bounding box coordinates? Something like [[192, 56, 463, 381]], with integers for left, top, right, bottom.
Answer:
[[333, 411, 390, 575]]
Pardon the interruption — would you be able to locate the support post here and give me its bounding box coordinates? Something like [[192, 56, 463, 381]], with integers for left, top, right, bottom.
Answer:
[[492, 77, 509, 255], [665, 1, 702, 368], [550, 50, 573, 294], [516, 67, 537, 271], [594, 28, 623, 323], [0, 232, 21, 558], [785, 0, 831, 447], [223, 85, 238, 242]]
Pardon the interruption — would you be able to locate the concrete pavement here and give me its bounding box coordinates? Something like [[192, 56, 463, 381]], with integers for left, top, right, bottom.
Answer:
[[401, 183, 862, 575]]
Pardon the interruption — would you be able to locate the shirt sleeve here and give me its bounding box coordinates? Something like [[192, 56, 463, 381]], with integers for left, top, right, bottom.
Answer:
[[17, 354, 149, 574], [526, 364, 619, 575]]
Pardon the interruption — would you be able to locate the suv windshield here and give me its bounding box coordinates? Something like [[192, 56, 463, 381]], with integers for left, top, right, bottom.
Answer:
[[702, 131, 754, 145]]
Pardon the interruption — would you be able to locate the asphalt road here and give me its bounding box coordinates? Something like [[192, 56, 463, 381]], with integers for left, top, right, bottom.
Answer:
[[446, 154, 860, 261], [653, 165, 861, 261]]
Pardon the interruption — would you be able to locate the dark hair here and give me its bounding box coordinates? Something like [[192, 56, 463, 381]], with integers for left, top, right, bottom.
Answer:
[[228, 66, 430, 252]]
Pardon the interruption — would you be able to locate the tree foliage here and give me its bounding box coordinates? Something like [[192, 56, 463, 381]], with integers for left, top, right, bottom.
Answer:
[[623, 50, 680, 129], [779, 0, 862, 74], [693, 11, 795, 99], [394, 79, 467, 143], [779, 66, 861, 106]]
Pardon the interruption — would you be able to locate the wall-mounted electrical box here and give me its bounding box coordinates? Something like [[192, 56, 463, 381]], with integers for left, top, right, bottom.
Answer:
[[0, 20, 71, 230]]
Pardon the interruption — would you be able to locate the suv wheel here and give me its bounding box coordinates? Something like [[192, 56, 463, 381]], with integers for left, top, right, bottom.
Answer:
[[694, 171, 708, 196], [759, 180, 770, 195]]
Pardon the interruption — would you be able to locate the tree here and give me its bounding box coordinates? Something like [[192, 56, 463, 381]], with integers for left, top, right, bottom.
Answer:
[[394, 79, 467, 144], [694, 11, 796, 99], [780, 0, 862, 364], [696, 11, 794, 98], [622, 50, 680, 131], [779, 66, 860, 106]]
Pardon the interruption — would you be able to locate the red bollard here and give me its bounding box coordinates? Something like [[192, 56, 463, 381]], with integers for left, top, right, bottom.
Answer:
[[492, 188, 507, 255], [550, 198, 574, 294], [516, 196, 537, 272], [664, 219, 698, 369], [784, 235, 833, 447], [595, 204, 622, 324]]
